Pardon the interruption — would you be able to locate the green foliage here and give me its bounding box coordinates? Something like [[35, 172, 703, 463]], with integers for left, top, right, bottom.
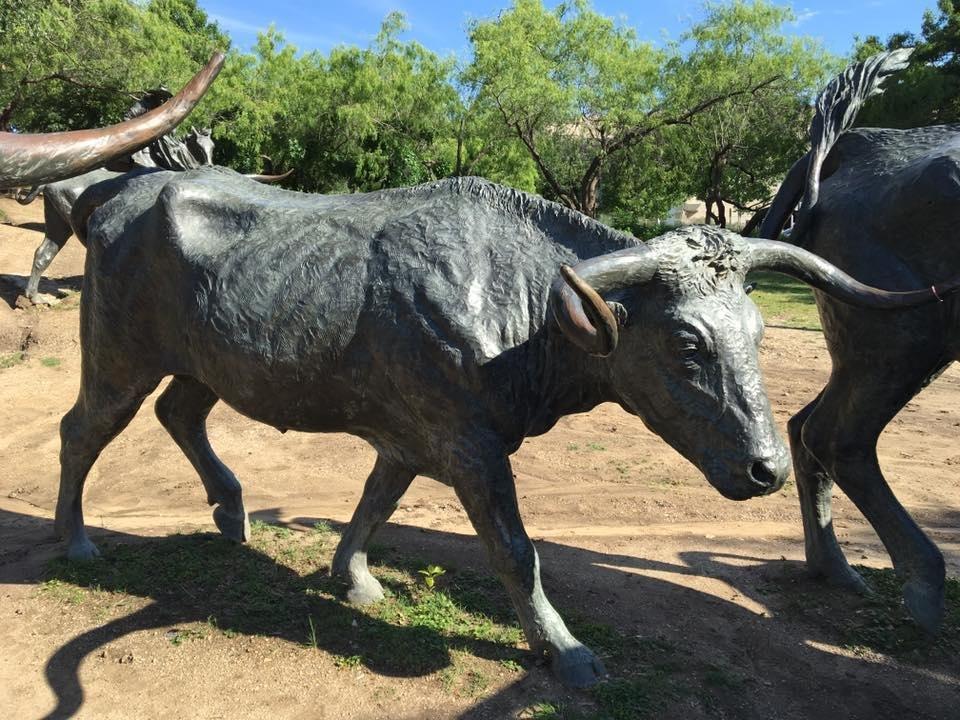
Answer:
[[1, 0, 843, 225], [0, 0, 226, 132], [669, 0, 838, 227], [462, 0, 831, 224], [463, 0, 668, 217], [853, 0, 960, 127]]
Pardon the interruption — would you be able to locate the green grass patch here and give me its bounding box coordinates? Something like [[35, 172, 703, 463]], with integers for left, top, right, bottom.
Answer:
[[0, 351, 25, 369], [839, 567, 959, 659], [41, 521, 524, 682], [40, 356, 61, 368], [746, 270, 821, 332], [520, 701, 564, 719], [783, 566, 960, 663]]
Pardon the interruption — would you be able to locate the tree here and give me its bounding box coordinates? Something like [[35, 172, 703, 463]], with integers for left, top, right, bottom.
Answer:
[[673, 0, 838, 228], [853, 0, 960, 127], [0, 0, 227, 133], [462, 0, 783, 220]]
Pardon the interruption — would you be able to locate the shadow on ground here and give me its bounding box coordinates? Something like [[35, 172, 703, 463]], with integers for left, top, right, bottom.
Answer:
[[0, 273, 82, 308], [2, 506, 957, 720]]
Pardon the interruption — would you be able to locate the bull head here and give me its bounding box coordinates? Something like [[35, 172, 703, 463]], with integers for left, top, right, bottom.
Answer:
[[0, 53, 224, 189], [549, 227, 957, 500]]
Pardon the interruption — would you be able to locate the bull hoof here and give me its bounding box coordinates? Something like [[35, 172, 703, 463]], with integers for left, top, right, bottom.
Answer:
[[345, 575, 385, 606], [31, 292, 61, 306], [213, 506, 250, 543], [903, 576, 945, 634], [551, 643, 607, 689], [67, 536, 101, 562]]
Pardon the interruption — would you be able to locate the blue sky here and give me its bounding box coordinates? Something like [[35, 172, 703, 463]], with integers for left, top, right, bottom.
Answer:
[[197, 1, 935, 58]]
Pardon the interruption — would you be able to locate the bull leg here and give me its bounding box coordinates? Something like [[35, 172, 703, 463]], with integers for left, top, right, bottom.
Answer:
[[26, 208, 71, 304], [331, 455, 415, 604], [56, 376, 159, 560], [802, 365, 946, 631], [788, 394, 868, 592], [449, 448, 605, 688], [154, 376, 248, 542]]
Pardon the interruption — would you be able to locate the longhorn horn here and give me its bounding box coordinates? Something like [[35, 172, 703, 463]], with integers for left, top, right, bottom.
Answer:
[[245, 168, 294, 184], [550, 246, 659, 357], [0, 52, 225, 190], [742, 238, 959, 308]]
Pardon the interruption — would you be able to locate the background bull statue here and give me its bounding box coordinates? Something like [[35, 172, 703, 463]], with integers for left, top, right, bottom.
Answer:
[[59, 168, 950, 687], [759, 49, 959, 632], [0, 53, 223, 190], [14, 92, 290, 304]]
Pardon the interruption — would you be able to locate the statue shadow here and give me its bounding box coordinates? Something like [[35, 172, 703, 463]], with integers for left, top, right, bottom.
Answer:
[[15, 221, 46, 234], [3, 505, 957, 720], [1, 507, 524, 720]]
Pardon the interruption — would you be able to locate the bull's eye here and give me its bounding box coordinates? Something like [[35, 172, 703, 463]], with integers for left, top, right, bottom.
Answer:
[[675, 330, 705, 370]]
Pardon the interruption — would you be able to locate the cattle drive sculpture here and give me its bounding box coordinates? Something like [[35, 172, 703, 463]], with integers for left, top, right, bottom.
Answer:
[[760, 49, 960, 633], [57, 164, 956, 687], [14, 92, 291, 304], [0, 53, 224, 190]]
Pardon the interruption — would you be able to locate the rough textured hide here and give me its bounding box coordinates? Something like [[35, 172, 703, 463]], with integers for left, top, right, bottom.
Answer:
[[60, 169, 935, 687], [761, 53, 960, 633]]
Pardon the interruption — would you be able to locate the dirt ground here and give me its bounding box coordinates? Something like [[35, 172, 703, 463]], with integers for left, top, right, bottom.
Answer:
[[0, 196, 957, 720]]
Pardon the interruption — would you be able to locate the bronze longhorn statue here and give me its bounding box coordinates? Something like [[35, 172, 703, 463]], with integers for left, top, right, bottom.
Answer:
[[760, 49, 960, 632]]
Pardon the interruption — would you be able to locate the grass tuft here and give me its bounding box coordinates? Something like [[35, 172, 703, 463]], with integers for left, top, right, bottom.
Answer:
[[0, 351, 25, 369], [746, 270, 821, 331]]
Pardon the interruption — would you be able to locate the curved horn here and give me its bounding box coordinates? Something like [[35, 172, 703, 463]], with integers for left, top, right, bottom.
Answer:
[[742, 238, 959, 308], [245, 168, 294, 184], [0, 52, 225, 190], [550, 247, 659, 357]]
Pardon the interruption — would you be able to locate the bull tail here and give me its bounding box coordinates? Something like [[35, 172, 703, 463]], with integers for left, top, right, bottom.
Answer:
[[16, 185, 42, 205], [762, 49, 913, 243]]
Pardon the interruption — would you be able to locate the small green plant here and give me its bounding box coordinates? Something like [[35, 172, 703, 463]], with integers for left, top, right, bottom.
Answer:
[[167, 626, 207, 645], [586, 442, 606, 451], [306, 615, 318, 649], [520, 701, 562, 719], [311, 520, 333, 536], [40, 356, 61, 368], [334, 654, 363, 670], [499, 658, 523, 673], [0, 351, 25, 369], [418, 564, 446, 590]]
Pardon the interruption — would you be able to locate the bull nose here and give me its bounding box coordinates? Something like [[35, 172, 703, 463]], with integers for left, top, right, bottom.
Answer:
[[748, 456, 789, 494]]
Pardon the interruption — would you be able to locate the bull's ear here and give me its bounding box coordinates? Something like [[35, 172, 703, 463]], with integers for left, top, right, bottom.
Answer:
[[744, 282, 756, 295]]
